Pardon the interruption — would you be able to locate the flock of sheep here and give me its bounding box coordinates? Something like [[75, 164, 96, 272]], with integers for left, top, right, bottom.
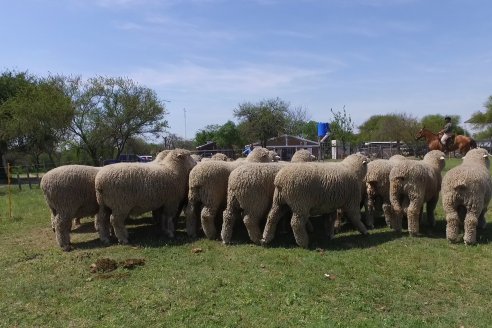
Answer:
[[40, 146, 492, 251]]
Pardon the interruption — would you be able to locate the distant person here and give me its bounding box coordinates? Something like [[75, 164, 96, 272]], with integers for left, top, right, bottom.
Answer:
[[439, 116, 454, 150], [242, 144, 254, 156]]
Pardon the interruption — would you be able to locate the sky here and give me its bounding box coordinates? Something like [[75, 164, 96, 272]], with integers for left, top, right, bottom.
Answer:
[[1, 0, 492, 140]]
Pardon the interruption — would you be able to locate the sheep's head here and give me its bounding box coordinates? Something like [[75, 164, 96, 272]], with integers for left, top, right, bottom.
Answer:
[[423, 150, 446, 171], [463, 147, 491, 169]]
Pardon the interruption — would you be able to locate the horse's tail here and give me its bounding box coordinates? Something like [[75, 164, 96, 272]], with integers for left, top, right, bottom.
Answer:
[[470, 138, 477, 149]]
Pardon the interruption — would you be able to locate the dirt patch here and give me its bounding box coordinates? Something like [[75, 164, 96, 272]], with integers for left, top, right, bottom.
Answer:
[[90, 257, 146, 273]]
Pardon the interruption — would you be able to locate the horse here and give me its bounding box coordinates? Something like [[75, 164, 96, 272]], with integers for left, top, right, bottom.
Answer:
[[415, 127, 477, 155]]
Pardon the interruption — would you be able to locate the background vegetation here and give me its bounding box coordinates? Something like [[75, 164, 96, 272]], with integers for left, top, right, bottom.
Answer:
[[2, 68, 492, 176]]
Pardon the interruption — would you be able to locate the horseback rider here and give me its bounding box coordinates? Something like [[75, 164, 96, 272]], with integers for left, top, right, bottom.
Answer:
[[438, 116, 454, 151]]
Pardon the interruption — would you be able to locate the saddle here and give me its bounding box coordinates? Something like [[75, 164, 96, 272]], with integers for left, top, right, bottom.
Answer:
[[439, 133, 455, 151]]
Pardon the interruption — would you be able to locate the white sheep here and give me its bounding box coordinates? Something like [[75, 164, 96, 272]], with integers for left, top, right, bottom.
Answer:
[[261, 153, 369, 248], [365, 154, 407, 228], [389, 150, 445, 236], [221, 149, 317, 244], [290, 149, 316, 162], [40, 165, 101, 251], [95, 149, 196, 244], [442, 148, 492, 244], [185, 147, 274, 239]]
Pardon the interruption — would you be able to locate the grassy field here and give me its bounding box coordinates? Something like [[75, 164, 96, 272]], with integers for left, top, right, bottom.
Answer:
[[0, 158, 491, 327]]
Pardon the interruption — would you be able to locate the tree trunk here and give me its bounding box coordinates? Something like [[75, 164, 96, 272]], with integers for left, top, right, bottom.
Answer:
[[0, 150, 7, 182]]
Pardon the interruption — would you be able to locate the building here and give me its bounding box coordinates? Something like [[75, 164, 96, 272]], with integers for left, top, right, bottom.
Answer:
[[254, 134, 321, 161]]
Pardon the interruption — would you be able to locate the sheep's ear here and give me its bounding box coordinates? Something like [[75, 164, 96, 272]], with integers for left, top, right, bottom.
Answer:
[[483, 154, 488, 158], [440, 156, 445, 160]]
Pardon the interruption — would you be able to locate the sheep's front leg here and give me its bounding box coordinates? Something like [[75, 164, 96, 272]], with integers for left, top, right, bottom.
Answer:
[[185, 203, 200, 238], [201, 206, 217, 239], [243, 213, 262, 245], [426, 197, 438, 227], [478, 208, 487, 230], [345, 207, 368, 236]]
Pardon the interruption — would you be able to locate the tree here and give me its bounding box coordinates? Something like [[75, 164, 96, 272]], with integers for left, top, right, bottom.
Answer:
[[0, 71, 73, 167], [214, 121, 243, 149], [234, 97, 290, 147], [195, 124, 221, 147], [330, 107, 356, 153], [462, 96, 492, 139], [62, 76, 168, 165]]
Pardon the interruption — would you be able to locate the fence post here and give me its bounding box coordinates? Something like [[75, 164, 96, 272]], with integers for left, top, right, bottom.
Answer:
[[27, 165, 32, 189], [17, 172, 21, 190], [7, 163, 12, 220]]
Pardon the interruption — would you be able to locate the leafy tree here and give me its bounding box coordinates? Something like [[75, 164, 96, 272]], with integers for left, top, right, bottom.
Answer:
[[330, 107, 356, 153], [358, 113, 420, 146], [215, 121, 243, 149], [62, 76, 168, 165], [0, 71, 73, 167], [195, 124, 221, 147], [464, 96, 492, 139], [234, 97, 289, 147]]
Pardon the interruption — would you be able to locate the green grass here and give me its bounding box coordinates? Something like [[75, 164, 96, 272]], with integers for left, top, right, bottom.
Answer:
[[0, 158, 491, 327]]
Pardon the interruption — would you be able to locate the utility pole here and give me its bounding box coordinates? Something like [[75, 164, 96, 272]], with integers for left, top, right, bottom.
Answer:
[[183, 108, 187, 140]]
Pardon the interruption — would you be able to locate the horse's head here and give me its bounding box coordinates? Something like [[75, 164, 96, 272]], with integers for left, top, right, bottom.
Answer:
[[415, 127, 425, 140]]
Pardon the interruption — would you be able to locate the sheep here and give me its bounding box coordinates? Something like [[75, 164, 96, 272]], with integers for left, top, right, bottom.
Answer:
[[221, 149, 318, 244], [185, 147, 274, 239], [441, 148, 492, 245], [210, 153, 229, 161], [191, 154, 202, 162], [261, 153, 369, 248], [40, 165, 101, 251], [389, 150, 445, 236], [365, 154, 407, 228], [290, 149, 316, 162], [95, 149, 196, 244]]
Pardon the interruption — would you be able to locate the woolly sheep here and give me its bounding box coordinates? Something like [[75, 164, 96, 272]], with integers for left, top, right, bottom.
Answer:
[[442, 148, 492, 244], [185, 147, 273, 239], [95, 149, 196, 244], [261, 153, 369, 248], [210, 153, 229, 161], [365, 154, 407, 228], [221, 149, 317, 244], [191, 154, 202, 162], [290, 149, 316, 162], [40, 165, 101, 251], [389, 150, 445, 236]]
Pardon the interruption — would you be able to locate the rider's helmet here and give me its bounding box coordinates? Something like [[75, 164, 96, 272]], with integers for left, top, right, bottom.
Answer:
[[444, 116, 451, 121]]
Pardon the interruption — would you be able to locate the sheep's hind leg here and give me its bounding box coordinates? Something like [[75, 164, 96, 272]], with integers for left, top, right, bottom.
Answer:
[[110, 212, 129, 244], [96, 206, 112, 245], [221, 203, 240, 244], [54, 215, 72, 251], [463, 211, 479, 245], [445, 210, 461, 243], [291, 213, 310, 248], [261, 201, 283, 245]]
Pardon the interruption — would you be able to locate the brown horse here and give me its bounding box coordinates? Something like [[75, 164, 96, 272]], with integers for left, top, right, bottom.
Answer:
[[415, 127, 477, 155]]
